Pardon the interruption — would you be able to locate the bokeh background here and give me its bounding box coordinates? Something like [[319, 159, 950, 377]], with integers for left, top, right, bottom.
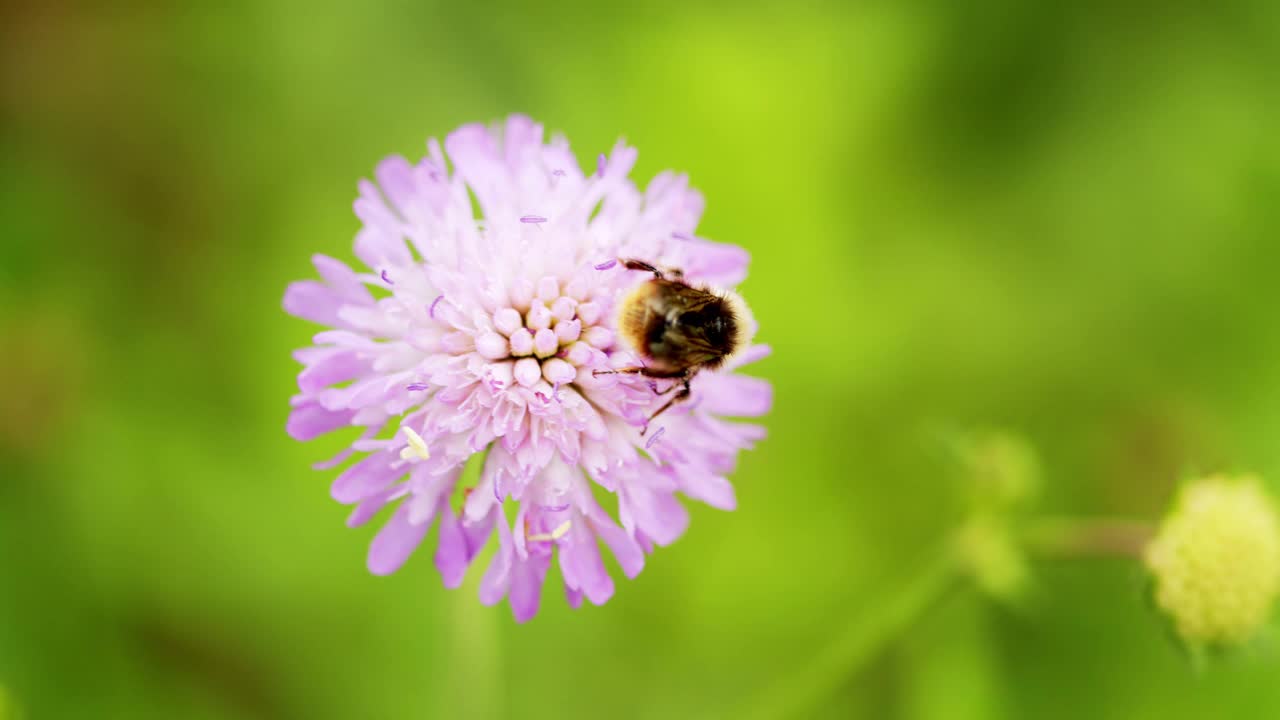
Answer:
[[5, 1, 1280, 718]]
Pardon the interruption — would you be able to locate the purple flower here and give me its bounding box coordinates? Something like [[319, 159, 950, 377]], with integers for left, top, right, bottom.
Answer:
[[283, 115, 771, 622]]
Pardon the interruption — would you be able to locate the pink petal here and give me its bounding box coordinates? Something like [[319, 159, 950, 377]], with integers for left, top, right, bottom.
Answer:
[[698, 373, 773, 418], [727, 343, 771, 370], [298, 349, 369, 393], [374, 155, 418, 215], [312, 254, 372, 305], [286, 399, 353, 441], [561, 522, 615, 605], [479, 518, 515, 605], [624, 487, 690, 547], [367, 503, 430, 576], [502, 114, 543, 170], [352, 226, 412, 270], [683, 240, 749, 286], [509, 552, 551, 623], [564, 582, 584, 610], [434, 501, 470, 588], [680, 472, 737, 511], [346, 487, 399, 528], [283, 280, 344, 326], [589, 507, 645, 579], [331, 452, 401, 503]]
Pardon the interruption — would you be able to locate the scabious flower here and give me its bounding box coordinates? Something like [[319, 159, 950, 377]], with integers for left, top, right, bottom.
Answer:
[[1144, 474, 1280, 647], [284, 115, 771, 621]]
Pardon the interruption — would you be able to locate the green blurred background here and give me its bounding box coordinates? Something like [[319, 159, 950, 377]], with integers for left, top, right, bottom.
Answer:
[[4, 1, 1280, 718]]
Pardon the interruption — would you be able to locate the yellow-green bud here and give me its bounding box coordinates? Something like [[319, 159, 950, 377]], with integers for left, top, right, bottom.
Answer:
[[956, 516, 1029, 603], [1144, 475, 1280, 647], [962, 431, 1040, 511]]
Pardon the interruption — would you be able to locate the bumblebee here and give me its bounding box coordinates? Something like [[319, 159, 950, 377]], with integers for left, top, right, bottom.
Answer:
[[596, 258, 756, 429]]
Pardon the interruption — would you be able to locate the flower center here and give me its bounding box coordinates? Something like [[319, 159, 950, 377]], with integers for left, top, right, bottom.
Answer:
[[472, 275, 615, 391]]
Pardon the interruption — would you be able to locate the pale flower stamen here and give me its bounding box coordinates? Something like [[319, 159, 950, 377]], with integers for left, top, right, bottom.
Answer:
[[398, 426, 431, 462], [527, 519, 572, 542]]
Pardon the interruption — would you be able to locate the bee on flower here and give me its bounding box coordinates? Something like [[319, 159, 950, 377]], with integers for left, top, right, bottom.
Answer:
[[284, 116, 771, 621]]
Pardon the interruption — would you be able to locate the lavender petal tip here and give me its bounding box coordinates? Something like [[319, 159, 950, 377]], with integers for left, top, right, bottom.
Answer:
[[429, 295, 444, 318], [597, 153, 606, 177], [594, 259, 617, 271], [520, 215, 547, 224], [380, 269, 393, 284]]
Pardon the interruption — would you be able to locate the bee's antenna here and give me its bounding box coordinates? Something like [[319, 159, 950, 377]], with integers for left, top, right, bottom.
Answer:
[[619, 258, 666, 279]]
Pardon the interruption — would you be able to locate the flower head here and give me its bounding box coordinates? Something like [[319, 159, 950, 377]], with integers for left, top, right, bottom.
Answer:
[[284, 116, 771, 621], [1144, 474, 1280, 647]]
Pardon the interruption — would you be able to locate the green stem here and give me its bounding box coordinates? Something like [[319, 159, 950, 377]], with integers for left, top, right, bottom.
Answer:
[[439, 570, 503, 719], [1025, 517, 1155, 559], [736, 548, 961, 720]]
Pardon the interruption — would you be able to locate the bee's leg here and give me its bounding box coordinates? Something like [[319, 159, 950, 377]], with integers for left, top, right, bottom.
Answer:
[[592, 367, 694, 434], [642, 378, 693, 434], [592, 366, 687, 380], [620, 258, 666, 279], [650, 380, 682, 396]]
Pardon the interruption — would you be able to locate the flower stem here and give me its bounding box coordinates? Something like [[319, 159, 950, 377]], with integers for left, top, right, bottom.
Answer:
[[440, 574, 504, 719], [737, 548, 961, 720], [1024, 517, 1155, 559]]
